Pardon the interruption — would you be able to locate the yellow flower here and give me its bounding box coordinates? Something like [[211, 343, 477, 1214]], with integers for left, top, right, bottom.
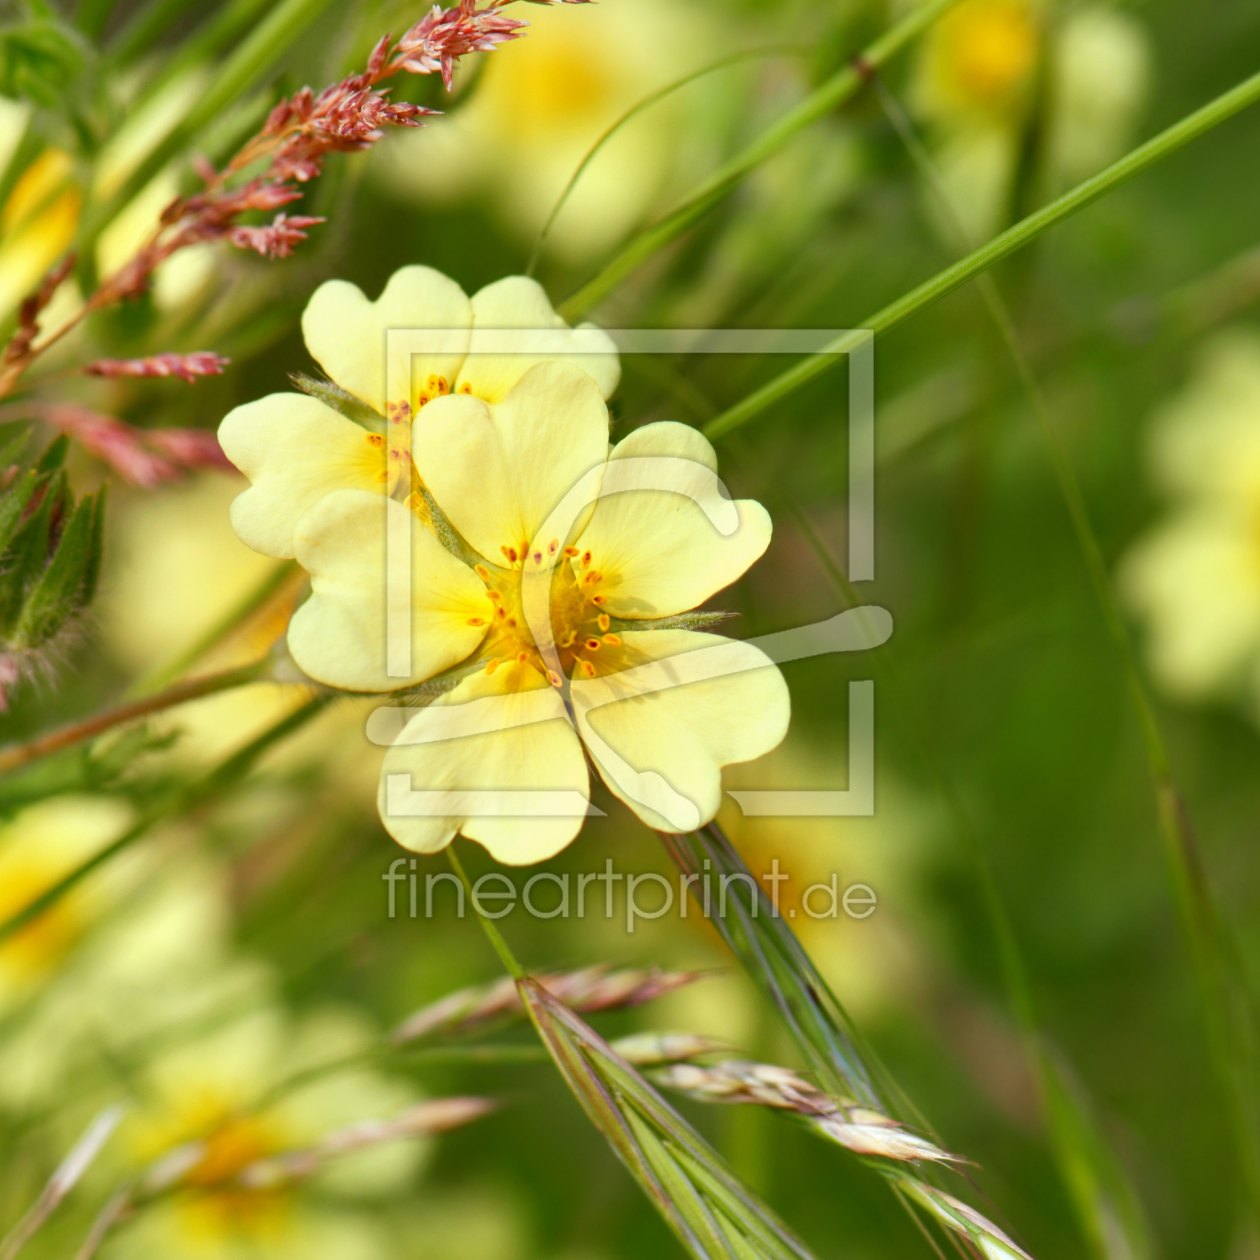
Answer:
[[1121, 330, 1260, 710], [375, 0, 721, 262], [916, 0, 1040, 124], [219, 265, 619, 561], [0, 796, 135, 1008], [0, 142, 81, 319], [267, 358, 787, 865], [114, 1007, 422, 1260]]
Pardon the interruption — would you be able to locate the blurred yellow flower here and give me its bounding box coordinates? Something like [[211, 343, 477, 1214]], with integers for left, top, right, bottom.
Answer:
[[278, 362, 785, 863], [0, 139, 80, 319], [916, 0, 1040, 123], [1122, 329, 1260, 712], [114, 1007, 423, 1260], [220, 265, 619, 561], [374, 0, 722, 262], [0, 842, 273, 1113], [0, 795, 134, 1007], [911, 1, 1151, 242]]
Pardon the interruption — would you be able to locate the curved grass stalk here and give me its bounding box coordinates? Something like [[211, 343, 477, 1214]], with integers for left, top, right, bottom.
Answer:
[[558, 0, 965, 321], [703, 66, 1260, 441], [445, 848, 818, 1259], [871, 78, 1257, 1236], [0, 694, 331, 946], [662, 827, 1036, 1259], [526, 47, 806, 277], [789, 506, 1153, 1260]]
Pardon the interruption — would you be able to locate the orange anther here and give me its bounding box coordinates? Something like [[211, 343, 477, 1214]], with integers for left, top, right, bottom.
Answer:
[[602, 634, 622, 647], [579, 659, 597, 679], [564, 546, 580, 557], [585, 638, 601, 651], [468, 618, 487, 627], [501, 545, 519, 564], [474, 564, 492, 582], [366, 433, 385, 448], [581, 550, 592, 569], [485, 658, 501, 675], [597, 614, 611, 632]]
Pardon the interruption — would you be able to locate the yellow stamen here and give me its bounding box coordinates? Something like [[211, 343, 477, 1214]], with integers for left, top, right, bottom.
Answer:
[[366, 433, 385, 448], [602, 634, 622, 647], [578, 659, 597, 679], [597, 614, 610, 632], [485, 658, 501, 675]]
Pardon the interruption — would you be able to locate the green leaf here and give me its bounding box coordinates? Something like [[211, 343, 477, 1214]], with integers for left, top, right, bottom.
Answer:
[[0, 19, 87, 109], [0, 469, 38, 557], [16, 490, 101, 649], [0, 471, 63, 636], [34, 434, 69, 475], [289, 373, 385, 432]]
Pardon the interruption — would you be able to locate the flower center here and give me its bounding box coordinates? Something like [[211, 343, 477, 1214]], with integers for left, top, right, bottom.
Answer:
[[937, 0, 1039, 111], [468, 545, 624, 685]]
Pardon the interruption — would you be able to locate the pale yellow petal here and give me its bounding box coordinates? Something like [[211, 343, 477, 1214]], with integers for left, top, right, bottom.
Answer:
[[458, 275, 620, 403], [219, 393, 387, 559], [288, 490, 488, 693], [379, 662, 589, 864], [575, 630, 789, 832], [577, 421, 771, 618], [415, 361, 610, 562], [301, 265, 472, 413]]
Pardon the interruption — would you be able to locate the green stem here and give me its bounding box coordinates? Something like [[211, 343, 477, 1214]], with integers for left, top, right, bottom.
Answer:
[[528, 46, 805, 277], [447, 847, 525, 981], [129, 561, 300, 698], [874, 83, 1260, 1223], [0, 695, 331, 946], [703, 66, 1260, 441], [0, 660, 270, 777], [558, 0, 964, 321]]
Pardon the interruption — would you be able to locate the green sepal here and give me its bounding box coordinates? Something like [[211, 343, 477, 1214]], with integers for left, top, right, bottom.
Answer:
[[0, 469, 38, 557], [0, 470, 64, 635], [34, 434, 70, 475], [289, 373, 385, 433], [16, 489, 101, 649], [608, 610, 738, 634]]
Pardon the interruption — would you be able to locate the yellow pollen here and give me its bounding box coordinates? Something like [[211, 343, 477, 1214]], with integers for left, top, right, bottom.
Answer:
[[474, 564, 492, 582], [468, 617, 487, 627], [581, 550, 592, 569], [578, 660, 596, 678], [459, 381, 473, 394], [516, 650, 529, 663], [583, 571, 602, 586], [487, 590, 502, 603], [591, 594, 607, 606], [375, 469, 389, 483], [585, 638, 601, 651], [365, 433, 385, 448], [602, 634, 622, 646], [485, 658, 501, 675], [564, 546, 580, 557], [548, 538, 559, 554], [501, 545, 519, 564], [427, 374, 450, 396], [597, 614, 610, 632]]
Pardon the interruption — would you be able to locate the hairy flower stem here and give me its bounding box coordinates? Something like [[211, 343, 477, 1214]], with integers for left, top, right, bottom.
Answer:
[[702, 66, 1260, 441], [0, 694, 331, 946], [875, 82, 1260, 1230], [558, 0, 964, 321], [0, 660, 271, 776]]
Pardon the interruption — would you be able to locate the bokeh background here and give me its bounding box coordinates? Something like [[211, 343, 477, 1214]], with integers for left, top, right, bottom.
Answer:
[[3, 0, 1260, 1257]]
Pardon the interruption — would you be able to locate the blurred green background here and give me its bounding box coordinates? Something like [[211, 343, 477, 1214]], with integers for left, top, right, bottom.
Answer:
[[2, 0, 1260, 1257]]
